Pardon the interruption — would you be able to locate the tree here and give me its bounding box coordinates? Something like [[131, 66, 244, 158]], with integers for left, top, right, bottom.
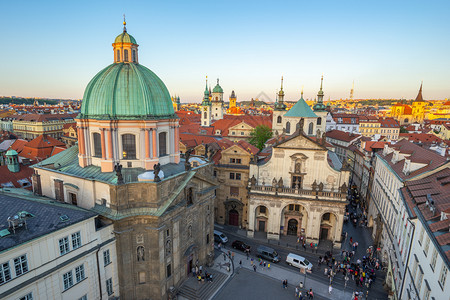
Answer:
[[399, 126, 409, 133], [249, 125, 273, 150]]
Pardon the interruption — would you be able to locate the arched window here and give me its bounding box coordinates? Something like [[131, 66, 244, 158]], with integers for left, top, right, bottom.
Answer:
[[124, 49, 129, 62], [93, 133, 102, 158], [317, 117, 322, 125], [132, 50, 136, 62], [215, 97, 218, 100], [122, 134, 136, 159], [204, 112, 207, 119], [116, 50, 120, 62], [277, 116, 282, 124], [286, 122, 291, 134], [308, 122, 314, 135], [159, 132, 167, 157]]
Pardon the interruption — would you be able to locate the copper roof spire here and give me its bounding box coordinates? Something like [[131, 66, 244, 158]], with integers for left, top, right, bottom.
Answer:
[[415, 81, 424, 101]]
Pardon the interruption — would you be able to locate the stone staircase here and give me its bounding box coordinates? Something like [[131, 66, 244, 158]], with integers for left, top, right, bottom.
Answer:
[[177, 270, 228, 300]]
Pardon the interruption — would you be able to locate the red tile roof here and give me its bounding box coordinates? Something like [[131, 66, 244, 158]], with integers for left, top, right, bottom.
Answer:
[[380, 118, 400, 128], [399, 133, 442, 145], [20, 135, 66, 161], [0, 165, 34, 189], [326, 130, 361, 143]]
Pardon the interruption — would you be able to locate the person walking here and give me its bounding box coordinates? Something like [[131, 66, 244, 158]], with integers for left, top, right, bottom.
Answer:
[[285, 279, 288, 289], [268, 263, 271, 270], [295, 287, 299, 297], [328, 284, 332, 294], [239, 260, 242, 268], [308, 288, 314, 299], [253, 265, 257, 272]]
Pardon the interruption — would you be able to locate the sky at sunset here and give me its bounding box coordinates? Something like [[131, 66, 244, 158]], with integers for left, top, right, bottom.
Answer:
[[1, 0, 449, 102]]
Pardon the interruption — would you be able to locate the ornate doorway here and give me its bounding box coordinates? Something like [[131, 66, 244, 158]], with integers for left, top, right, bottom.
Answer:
[[287, 219, 298, 236], [229, 209, 239, 226], [320, 227, 329, 240], [258, 220, 266, 232]]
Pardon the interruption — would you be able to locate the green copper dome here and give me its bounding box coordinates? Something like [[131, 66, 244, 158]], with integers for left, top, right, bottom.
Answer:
[[79, 63, 176, 120], [213, 79, 223, 93], [114, 32, 137, 44]]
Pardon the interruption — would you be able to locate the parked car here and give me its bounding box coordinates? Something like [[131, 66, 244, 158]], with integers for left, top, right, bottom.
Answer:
[[286, 253, 313, 270], [231, 240, 251, 252], [214, 230, 228, 244], [256, 245, 280, 262]]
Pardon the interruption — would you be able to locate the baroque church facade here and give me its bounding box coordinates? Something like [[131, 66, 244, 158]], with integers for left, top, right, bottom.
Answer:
[[32, 22, 216, 300]]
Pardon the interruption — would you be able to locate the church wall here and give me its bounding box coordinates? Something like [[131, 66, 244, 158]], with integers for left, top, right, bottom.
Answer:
[[36, 168, 111, 209]]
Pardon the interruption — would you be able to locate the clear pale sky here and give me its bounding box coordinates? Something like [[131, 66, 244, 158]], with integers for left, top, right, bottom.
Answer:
[[1, 0, 449, 102]]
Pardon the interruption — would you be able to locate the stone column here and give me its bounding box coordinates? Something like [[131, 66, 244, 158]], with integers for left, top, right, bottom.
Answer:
[[100, 128, 106, 160], [152, 128, 157, 159], [108, 129, 114, 160], [247, 201, 255, 238], [174, 125, 179, 153], [145, 128, 150, 159], [77, 126, 85, 155]]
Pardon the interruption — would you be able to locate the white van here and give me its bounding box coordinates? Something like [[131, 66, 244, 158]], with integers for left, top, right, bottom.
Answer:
[[286, 253, 313, 270], [214, 230, 228, 244]]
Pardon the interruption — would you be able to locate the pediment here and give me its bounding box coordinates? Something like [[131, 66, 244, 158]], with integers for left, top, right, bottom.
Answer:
[[221, 144, 248, 155], [276, 133, 326, 151], [229, 121, 253, 131]]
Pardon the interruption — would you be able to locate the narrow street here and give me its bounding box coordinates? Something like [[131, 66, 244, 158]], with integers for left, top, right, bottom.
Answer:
[[215, 204, 388, 299]]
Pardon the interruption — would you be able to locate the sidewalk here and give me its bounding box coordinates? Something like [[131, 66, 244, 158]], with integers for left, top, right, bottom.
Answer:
[[212, 245, 354, 300], [216, 224, 340, 257]]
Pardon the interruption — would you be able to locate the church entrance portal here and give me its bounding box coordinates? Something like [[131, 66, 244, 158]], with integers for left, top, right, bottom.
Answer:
[[287, 219, 298, 236], [320, 227, 329, 240], [258, 220, 266, 232], [229, 209, 239, 226]]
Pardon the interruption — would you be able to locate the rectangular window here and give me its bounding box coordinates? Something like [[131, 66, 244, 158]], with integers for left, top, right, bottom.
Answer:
[[103, 249, 111, 266], [439, 265, 448, 288], [423, 281, 431, 300], [72, 232, 82, 250], [230, 186, 239, 196], [416, 268, 424, 293], [259, 206, 266, 214], [19, 293, 33, 300], [106, 278, 113, 295], [138, 271, 146, 284], [289, 204, 294, 211], [0, 262, 11, 284], [63, 270, 74, 290], [412, 256, 418, 279], [229, 172, 235, 180], [236, 173, 241, 180], [423, 235, 430, 256], [59, 236, 70, 255], [75, 264, 85, 283], [430, 248, 438, 271], [78, 295, 87, 300], [14, 254, 29, 276], [69, 192, 77, 205], [167, 264, 172, 278], [418, 227, 424, 245]]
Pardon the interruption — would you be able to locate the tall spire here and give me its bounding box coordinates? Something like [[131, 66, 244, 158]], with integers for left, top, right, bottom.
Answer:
[[280, 76, 284, 91], [203, 76, 210, 105], [123, 14, 127, 32], [415, 81, 424, 101], [318, 75, 324, 97]]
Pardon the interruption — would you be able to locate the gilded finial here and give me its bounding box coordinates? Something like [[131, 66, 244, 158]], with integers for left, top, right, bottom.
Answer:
[[123, 14, 127, 32], [281, 76, 284, 90]]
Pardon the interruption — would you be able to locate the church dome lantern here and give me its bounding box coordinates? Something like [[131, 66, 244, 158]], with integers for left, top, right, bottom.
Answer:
[[76, 20, 180, 173]]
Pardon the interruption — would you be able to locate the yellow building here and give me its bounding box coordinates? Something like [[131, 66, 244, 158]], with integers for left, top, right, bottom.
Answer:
[[226, 90, 244, 115], [427, 100, 450, 120], [359, 116, 380, 137], [390, 83, 427, 124], [13, 113, 76, 140], [411, 83, 426, 122]]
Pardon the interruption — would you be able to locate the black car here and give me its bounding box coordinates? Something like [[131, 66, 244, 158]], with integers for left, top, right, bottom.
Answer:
[[231, 240, 251, 252]]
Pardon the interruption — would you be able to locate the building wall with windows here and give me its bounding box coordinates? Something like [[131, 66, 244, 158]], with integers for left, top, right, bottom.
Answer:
[[214, 143, 255, 228], [0, 191, 118, 300], [247, 130, 350, 247], [12, 113, 76, 140]]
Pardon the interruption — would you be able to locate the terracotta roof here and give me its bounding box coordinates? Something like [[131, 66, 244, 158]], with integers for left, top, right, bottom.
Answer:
[[10, 139, 28, 154], [378, 139, 448, 180], [20, 135, 66, 161], [62, 122, 76, 130], [398, 133, 442, 145], [0, 164, 34, 189], [380, 118, 400, 128], [326, 130, 361, 143], [330, 113, 359, 124], [212, 115, 272, 136], [13, 113, 76, 122], [179, 133, 218, 148]]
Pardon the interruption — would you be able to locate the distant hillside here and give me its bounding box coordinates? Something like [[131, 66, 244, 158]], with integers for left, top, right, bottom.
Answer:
[[0, 97, 59, 105]]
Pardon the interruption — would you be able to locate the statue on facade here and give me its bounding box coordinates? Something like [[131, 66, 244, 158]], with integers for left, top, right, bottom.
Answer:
[[114, 163, 124, 184], [185, 149, 192, 171], [311, 179, 318, 191], [318, 182, 324, 192], [277, 177, 284, 188], [340, 183, 348, 193], [316, 129, 321, 138], [137, 246, 145, 261], [250, 175, 257, 187], [272, 178, 277, 188], [299, 118, 305, 132], [295, 162, 301, 173], [321, 131, 327, 145], [204, 144, 209, 158], [153, 163, 161, 182]]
